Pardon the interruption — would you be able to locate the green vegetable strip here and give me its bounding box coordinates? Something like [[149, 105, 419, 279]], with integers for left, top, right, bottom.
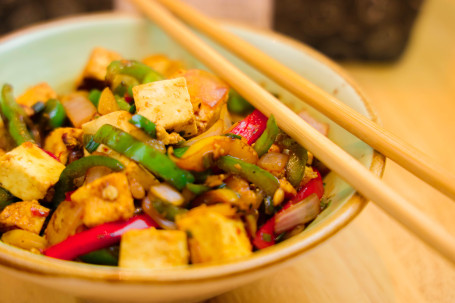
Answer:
[[185, 183, 210, 195], [128, 103, 136, 114], [216, 155, 279, 196], [254, 115, 279, 157], [93, 124, 194, 190], [129, 114, 156, 138], [52, 155, 125, 207], [227, 89, 254, 115], [115, 96, 132, 111], [143, 70, 165, 84], [172, 146, 189, 158], [111, 74, 139, 97], [0, 187, 15, 211], [263, 196, 275, 215], [280, 134, 308, 188], [0, 84, 35, 145], [8, 115, 34, 145], [88, 89, 101, 107], [44, 99, 66, 129], [79, 248, 118, 266], [83, 134, 100, 153], [106, 60, 164, 84]]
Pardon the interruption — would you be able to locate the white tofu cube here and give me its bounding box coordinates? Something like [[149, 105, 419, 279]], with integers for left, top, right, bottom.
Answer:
[[0, 142, 65, 200], [119, 228, 188, 269], [132, 77, 197, 137]]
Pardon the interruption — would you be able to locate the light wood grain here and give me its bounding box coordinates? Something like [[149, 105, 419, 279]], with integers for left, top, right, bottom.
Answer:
[[1, 0, 455, 302], [128, 0, 455, 263], [155, 0, 455, 201]]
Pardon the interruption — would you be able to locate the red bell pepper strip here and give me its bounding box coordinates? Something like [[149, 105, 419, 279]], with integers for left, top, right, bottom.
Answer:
[[288, 169, 324, 207], [252, 216, 275, 249], [253, 169, 324, 250], [229, 109, 268, 144], [44, 214, 158, 261]]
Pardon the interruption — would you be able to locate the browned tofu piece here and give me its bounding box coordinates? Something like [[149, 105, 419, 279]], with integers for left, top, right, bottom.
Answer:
[[176, 204, 252, 264], [132, 78, 197, 137], [0, 142, 66, 201], [0, 200, 49, 234], [119, 228, 188, 269], [44, 127, 84, 164], [171, 69, 229, 133], [45, 200, 84, 246], [79, 47, 122, 82], [16, 82, 57, 107], [71, 172, 135, 227]]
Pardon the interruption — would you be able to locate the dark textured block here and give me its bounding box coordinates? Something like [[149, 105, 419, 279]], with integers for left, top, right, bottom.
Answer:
[[274, 0, 423, 61]]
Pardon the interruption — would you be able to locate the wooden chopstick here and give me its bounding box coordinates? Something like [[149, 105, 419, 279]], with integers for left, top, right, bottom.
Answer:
[[128, 0, 455, 263], [153, 0, 455, 202]]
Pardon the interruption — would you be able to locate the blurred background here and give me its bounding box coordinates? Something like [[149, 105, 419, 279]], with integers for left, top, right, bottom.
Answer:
[[0, 0, 423, 61]]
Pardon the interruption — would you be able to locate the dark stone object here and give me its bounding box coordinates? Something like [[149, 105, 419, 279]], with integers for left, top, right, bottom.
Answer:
[[274, 0, 424, 61]]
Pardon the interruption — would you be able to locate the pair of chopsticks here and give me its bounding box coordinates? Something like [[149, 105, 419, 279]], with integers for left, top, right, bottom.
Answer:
[[128, 0, 455, 263]]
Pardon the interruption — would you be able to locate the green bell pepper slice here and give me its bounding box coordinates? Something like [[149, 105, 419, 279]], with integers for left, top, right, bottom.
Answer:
[[129, 114, 156, 138], [52, 155, 125, 207], [216, 155, 279, 196], [254, 114, 279, 157], [93, 124, 194, 190], [0, 84, 35, 145], [106, 60, 164, 84], [44, 99, 66, 129]]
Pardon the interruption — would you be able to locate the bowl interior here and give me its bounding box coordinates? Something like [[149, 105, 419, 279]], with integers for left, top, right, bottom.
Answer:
[[0, 13, 383, 281]]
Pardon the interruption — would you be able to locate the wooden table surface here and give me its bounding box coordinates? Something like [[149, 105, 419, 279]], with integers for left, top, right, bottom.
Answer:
[[1, 0, 454, 302]]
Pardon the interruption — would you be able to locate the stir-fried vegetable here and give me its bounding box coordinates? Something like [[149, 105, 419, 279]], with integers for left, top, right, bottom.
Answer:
[[217, 155, 279, 196], [0, 50, 329, 269], [254, 114, 279, 157], [229, 109, 268, 144], [44, 214, 157, 260], [93, 124, 194, 190], [0, 84, 35, 145], [52, 155, 125, 207]]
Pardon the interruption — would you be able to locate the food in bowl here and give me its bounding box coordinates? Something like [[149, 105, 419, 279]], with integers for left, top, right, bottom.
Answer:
[[0, 47, 331, 269]]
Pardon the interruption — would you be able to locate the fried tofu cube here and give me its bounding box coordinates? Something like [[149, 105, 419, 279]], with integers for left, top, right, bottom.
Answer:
[[44, 127, 84, 164], [119, 228, 188, 269], [45, 200, 84, 246], [79, 47, 122, 82], [82, 111, 150, 142], [176, 205, 252, 264], [132, 78, 197, 137], [0, 200, 49, 234], [71, 172, 135, 227], [171, 69, 229, 133], [0, 142, 65, 201], [16, 82, 57, 107]]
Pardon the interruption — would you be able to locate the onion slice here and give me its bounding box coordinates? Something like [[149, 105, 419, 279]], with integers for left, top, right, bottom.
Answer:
[[183, 118, 225, 146], [274, 193, 320, 234], [142, 196, 177, 230]]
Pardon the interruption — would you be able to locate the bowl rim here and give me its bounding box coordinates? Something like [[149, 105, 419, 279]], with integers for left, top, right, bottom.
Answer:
[[0, 12, 385, 283]]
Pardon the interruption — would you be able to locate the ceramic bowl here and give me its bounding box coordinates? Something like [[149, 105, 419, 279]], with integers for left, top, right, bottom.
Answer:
[[0, 13, 385, 303]]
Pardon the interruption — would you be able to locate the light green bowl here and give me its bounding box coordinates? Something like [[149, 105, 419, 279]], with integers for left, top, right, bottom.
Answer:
[[0, 13, 384, 303]]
